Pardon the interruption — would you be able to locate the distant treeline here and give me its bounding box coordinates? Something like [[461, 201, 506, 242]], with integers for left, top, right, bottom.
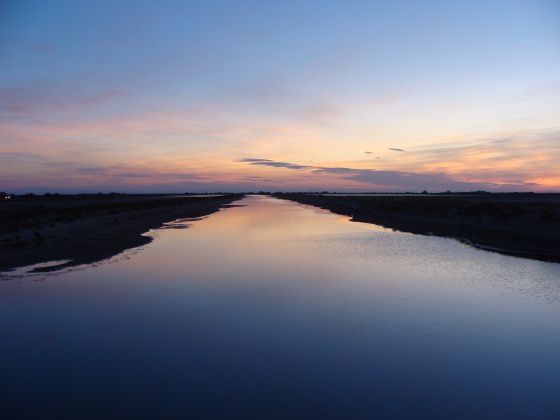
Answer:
[[0, 192, 236, 201], [271, 191, 557, 195], [3, 191, 558, 201], [1, 192, 129, 201]]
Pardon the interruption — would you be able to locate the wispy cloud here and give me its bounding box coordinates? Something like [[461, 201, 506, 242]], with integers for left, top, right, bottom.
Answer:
[[238, 158, 312, 170], [239, 157, 518, 191], [384, 128, 560, 189]]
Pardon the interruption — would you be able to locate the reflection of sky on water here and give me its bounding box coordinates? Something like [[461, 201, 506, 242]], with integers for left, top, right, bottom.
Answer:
[[1, 196, 559, 418]]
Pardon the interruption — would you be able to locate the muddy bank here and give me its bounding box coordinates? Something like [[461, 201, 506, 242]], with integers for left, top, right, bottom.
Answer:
[[0, 194, 243, 272], [274, 193, 560, 263]]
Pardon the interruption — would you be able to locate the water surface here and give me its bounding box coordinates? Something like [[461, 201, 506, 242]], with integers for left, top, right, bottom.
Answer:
[[1, 196, 559, 418]]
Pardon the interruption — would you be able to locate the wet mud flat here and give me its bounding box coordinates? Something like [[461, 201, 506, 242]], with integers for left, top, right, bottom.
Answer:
[[274, 193, 560, 262], [0, 194, 243, 272]]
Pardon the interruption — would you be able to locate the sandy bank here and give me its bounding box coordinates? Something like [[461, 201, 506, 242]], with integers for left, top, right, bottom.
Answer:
[[274, 193, 560, 263], [0, 194, 243, 272]]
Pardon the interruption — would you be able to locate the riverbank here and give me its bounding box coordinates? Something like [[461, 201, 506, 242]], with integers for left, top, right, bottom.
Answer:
[[274, 193, 560, 262], [0, 194, 243, 272]]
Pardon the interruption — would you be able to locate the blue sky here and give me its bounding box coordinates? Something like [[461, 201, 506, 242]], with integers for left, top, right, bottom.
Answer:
[[1, 0, 559, 192]]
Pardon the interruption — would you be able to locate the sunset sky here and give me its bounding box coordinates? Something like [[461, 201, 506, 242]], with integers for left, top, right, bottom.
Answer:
[[1, 0, 559, 192]]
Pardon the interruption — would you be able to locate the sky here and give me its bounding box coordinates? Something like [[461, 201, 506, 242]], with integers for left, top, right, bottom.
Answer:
[[1, 0, 559, 192]]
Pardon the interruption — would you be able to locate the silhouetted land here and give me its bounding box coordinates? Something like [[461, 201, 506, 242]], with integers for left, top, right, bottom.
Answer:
[[274, 193, 560, 262], [0, 194, 243, 272]]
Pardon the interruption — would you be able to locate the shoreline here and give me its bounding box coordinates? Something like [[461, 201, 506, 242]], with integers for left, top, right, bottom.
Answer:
[[274, 193, 560, 263], [0, 194, 243, 273]]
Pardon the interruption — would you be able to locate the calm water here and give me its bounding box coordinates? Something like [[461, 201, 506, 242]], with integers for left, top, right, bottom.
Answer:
[[1, 195, 560, 418]]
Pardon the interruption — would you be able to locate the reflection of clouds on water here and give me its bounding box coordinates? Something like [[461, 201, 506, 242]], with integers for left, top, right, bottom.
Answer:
[[2, 196, 560, 304], [1, 195, 560, 418]]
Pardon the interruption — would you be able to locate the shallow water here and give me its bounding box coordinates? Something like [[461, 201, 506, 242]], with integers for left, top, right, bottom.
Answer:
[[1, 195, 560, 418]]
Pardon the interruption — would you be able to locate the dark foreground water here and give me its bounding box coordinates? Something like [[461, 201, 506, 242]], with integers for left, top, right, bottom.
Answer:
[[1, 196, 560, 419]]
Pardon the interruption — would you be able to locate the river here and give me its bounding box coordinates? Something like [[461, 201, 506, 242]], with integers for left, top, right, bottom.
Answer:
[[1, 195, 559, 418]]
